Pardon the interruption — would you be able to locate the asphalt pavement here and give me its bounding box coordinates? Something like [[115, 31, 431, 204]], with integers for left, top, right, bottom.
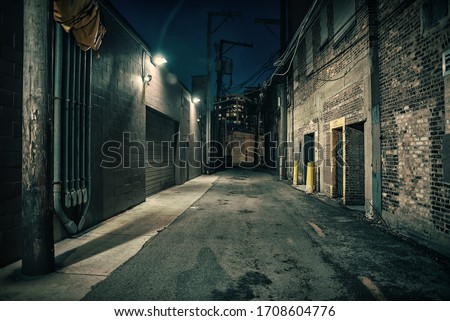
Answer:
[[83, 168, 450, 301]]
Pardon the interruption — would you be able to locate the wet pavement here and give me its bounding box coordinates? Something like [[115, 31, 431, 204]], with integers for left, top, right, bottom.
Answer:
[[83, 168, 450, 300]]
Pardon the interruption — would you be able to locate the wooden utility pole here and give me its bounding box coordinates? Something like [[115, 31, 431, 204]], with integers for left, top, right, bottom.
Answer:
[[206, 12, 240, 173], [22, 0, 55, 275]]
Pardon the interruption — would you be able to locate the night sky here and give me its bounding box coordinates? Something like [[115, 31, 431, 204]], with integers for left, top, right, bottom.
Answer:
[[108, 0, 280, 92]]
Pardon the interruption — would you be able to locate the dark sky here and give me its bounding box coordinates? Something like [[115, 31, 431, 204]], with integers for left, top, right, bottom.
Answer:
[[108, 0, 280, 92]]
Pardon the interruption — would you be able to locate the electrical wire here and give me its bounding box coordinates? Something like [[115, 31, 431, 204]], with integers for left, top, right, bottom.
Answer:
[[263, 0, 374, 89]]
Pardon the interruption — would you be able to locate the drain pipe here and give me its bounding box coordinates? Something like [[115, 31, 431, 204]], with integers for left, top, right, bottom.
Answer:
[[70, 38, 77, 206], [78, 50, 92, 231], [80, 51, 88, 204], [53, 25, 77, 234], [63, 34, 71, 208], [75, 46, 82, 205]]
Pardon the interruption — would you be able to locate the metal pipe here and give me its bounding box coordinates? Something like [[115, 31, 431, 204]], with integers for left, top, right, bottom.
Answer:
[[53, 25, 77, 234], [70, 36, 77, 206], [78, 50, 92, 231], [75, 45, 82, 205], [81, 50, 87, 203], [63, 33, 71, 208]]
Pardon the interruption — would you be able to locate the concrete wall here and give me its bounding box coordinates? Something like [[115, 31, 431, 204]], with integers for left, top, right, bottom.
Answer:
[[378, 0, 450, 256], [0, 0, 23, 267]]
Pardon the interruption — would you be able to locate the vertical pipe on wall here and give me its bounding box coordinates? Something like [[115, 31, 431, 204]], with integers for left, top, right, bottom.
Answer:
[[53, 25, 77, 234], [75, 45, 82, 205], [70, 37, 76, 206], [63, 34, 71, 208], [78, 50, 92, 231], [81, 51, 87, 203]]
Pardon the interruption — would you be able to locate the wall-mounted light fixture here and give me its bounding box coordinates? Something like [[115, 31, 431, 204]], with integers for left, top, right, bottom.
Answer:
[[192, 97, 201, 104], [153, 54, 167, 66], [143, 74, 152, 85], [142, 50, 152, 86]]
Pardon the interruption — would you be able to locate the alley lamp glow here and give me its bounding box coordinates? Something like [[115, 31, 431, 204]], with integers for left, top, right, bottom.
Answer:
[[193, 97, 201, 104], [153, 55, 167, 66]]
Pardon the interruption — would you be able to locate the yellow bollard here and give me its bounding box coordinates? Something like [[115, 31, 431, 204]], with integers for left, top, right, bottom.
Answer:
[[293, 161, 299, 186], [306, 162, 314, 194]]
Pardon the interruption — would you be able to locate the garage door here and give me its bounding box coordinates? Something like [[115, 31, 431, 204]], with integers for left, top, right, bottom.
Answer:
[[145, 108, 178, 196]]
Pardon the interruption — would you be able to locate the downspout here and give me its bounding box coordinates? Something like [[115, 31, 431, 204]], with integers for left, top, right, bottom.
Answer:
[[53, 25, 77, 234], [63, 34, 71, 207], [80, 51, 88, 204], [75, 45, 82, 205], [78, 50, 92, 231], [70, 37, 77, 205]]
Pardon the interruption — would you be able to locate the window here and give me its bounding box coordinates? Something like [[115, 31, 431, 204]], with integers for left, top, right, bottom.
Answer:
[[320, 6, 328, 47], [333, 0, 355, 42], [443, 48, 450, 77], [422, 0, 448, 32]]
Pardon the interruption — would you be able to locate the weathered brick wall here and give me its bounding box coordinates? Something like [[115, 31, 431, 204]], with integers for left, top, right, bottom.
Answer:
[[291, 0, 372, 202], [0, 0, 23, 267], [379, 0, 450, 255], [346, 125, 365, 205]]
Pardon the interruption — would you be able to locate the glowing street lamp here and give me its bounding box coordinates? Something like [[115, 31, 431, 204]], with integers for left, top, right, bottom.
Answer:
[[193, 97, 201, 104]]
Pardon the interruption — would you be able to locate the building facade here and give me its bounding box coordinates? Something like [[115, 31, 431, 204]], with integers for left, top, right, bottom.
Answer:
[[284, 0, 450, 256]]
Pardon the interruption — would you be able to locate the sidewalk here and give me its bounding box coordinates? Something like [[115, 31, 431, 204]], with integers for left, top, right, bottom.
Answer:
[[0, 174, 219, 301]]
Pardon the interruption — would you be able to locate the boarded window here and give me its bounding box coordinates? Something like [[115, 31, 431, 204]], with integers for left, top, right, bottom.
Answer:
[[333, 0, 355, 42]]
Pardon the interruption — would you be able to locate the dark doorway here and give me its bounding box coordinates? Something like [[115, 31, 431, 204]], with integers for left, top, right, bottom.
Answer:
[[333, 128, 344, 198], [303, 133, 315, 185]]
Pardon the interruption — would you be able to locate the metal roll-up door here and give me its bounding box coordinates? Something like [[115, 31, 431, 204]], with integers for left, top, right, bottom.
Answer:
[[145, 108, 178, 196]]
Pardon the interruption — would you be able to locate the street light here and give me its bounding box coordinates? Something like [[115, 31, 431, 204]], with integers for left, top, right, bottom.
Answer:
[[193, 97, 201, 104]]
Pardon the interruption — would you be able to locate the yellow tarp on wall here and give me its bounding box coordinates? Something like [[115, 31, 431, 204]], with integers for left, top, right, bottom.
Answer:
[[54, 0, 106, 51]]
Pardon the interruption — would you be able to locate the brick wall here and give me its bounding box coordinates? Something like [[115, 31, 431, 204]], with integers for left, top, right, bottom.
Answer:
[[346, 124, 365, 205], [0, 0, 23, 267], [290, 0, 372, 204], [378, 0, 450, 255]]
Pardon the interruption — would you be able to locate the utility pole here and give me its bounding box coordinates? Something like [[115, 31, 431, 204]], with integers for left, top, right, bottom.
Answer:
[[279, 0, 287, 180], [22, 0, 54, 275], [215, 39, 253, 100], [255, 0, 287, 178], [206, 12, 240, 173]]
